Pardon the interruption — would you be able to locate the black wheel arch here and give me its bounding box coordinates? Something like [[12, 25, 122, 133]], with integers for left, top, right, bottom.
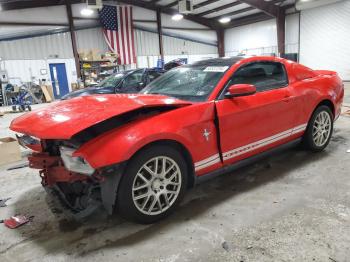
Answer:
[[315, 99, 335, 118]]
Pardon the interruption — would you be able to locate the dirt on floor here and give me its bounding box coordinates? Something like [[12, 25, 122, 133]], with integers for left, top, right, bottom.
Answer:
[[0, 86, 349, 262]]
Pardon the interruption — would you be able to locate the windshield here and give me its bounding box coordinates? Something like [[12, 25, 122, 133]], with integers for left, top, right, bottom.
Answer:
[[97, 72, 127, 88], [142, 65, 228, 101]]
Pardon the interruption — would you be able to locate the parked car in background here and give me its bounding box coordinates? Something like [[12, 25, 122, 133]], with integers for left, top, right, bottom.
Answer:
[[164, 58, 187, 71], [62, 68, 164, 100], [11, 56, 344, 224]]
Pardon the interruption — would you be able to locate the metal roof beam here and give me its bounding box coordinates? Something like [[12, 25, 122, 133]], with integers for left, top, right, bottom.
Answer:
[[117, 0, 218, 29], [222, 12, 272, 28], [0, 0, 83, 11], [211, 6, 255, 19], [196, 1, 242, 17], [162, 1, 178, 9], [162, 0, 222, 10], [194, 0, 221, 9], [210, 0, 285, 20], [0, 21, 68, 26], [238, 0, 281, 17]]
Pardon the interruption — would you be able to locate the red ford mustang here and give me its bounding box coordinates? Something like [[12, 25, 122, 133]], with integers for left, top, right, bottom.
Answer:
[[11, 56, 344, 224]]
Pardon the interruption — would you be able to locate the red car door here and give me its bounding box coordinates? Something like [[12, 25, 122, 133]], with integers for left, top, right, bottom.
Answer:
[[215, 61, 301, 165]]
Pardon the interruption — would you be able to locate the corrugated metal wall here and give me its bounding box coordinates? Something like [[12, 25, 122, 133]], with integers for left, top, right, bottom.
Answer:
[[225, 19, 277, 56], [0, 27, 218, 87], [134, 29, 217, 56], [1, 58, 77, 85], [135, 30, 159, 56], [0, 28, 109, 60], [285, 13, 299, 54], [0, 32, 73, 59], [134, 29, 218, 67], [75, 27, 109, 53], [300, 0, 350, 80], [0, 27, 217, 60], [224, 14, 299, 56]]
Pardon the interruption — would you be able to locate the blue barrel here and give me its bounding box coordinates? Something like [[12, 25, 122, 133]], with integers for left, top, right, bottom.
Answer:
[[157, 58, 164, 68]]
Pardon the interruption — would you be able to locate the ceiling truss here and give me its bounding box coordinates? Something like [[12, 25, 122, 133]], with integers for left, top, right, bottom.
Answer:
[[0, 0, 294, 30]]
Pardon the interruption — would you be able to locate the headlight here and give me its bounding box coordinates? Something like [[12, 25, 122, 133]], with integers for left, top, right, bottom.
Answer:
[[16, 134, 39, 147], [59, 146, 95, 175], [16, 134, 41, 151]]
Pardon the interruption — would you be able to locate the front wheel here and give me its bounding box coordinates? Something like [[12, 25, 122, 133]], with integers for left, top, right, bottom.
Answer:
[[303, 105, 333, 152], [117, 145, 188, 224]]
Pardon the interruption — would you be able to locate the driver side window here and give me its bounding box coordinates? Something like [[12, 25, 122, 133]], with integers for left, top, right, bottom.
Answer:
[[230, 61, 288, 92], [121, 71, 144, 91]]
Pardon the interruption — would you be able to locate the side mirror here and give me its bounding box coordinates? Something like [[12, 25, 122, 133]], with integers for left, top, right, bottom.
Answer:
[[225, 84, 256, 98]]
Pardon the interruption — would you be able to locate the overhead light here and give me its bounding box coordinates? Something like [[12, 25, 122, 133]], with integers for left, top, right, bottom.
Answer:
[[219, 17, 231, 24], [172, 13, 184, 21], [81, 8, 94, 16]]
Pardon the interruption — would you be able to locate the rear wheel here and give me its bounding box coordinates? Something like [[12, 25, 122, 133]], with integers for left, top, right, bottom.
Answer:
[[117, 145, 188, 224], [303, 105, 333, 152]]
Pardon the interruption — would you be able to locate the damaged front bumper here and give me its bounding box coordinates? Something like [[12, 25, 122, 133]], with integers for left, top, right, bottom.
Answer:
[[28, 152, 125, 219], [29, 152, 90, 186]]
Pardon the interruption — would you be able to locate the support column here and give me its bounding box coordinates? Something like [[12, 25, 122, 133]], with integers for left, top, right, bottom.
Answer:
[[65, 0, 81, 78], [216, 29, 225, 57], [276, 10, 285, 57], [156, 9, 164, 61]]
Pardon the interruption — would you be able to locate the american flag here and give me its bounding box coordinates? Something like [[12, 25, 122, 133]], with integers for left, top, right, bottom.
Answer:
[[99, 5, 136, 65]]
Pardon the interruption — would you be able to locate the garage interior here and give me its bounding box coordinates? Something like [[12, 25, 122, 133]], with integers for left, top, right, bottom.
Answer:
[[0, 0, 350, 261]]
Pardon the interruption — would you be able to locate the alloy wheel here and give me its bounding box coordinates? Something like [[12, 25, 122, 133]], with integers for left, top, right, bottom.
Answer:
[[312, 111, 331, 147], [132, 156, 182, 216]]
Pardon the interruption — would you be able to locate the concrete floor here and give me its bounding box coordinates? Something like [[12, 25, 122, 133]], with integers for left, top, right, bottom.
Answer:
[[0, 85, 349, 262]]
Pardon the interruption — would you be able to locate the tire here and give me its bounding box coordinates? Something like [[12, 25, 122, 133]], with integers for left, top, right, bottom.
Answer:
[[303, 105, 333, 152], [27, 105, 32, 111], [117, 145, 188, 224]]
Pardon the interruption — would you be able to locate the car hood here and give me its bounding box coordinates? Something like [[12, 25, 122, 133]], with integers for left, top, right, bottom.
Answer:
[[61, 87, 113, 100], [10, 94, 191, 139]]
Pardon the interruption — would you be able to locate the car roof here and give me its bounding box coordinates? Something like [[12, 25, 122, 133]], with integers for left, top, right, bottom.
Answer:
[[190, 56, 290, 68], [191, 56, 244, 67]]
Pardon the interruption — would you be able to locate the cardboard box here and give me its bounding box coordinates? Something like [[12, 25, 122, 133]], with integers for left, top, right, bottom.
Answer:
[[46, 85, 54, 100], [91, 49, 102, 61], [71, 83, 79, 91], [41, 85, 54, 102], [79, 50, 93, 61], [0, 137, 21, 166]]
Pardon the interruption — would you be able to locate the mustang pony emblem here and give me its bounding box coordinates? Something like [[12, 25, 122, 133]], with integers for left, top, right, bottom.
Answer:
[[203, 129, 211, 141]]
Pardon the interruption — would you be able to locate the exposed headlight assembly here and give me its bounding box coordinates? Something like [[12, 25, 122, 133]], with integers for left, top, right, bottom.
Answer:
[[59, 146, 95, 176], [16, 134, 41, 150]]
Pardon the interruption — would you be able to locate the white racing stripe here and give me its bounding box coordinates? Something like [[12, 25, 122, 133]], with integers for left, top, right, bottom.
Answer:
[[194, 123, 308, 171], [291, 123, 308, 134], [195, 154, 220, 171]]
